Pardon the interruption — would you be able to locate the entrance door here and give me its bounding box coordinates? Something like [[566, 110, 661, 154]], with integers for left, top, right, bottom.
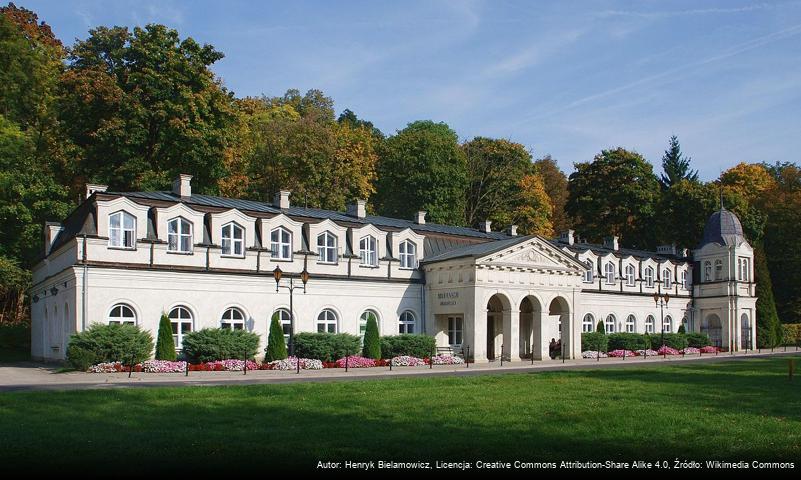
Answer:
[[486, 316, 495, 360]]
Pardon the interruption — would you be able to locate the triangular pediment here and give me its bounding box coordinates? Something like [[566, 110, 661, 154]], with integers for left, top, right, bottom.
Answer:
[[478, 236, 586, 272]]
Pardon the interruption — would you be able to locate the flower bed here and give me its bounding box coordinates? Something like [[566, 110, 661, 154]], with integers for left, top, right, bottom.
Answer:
[[430, 354, 464, 365], [334, 355, 377, 368], [390, 355, 426, 367], [141, 360, 186, 373], [657, 346, 681, 356], [189, 359, 259, 371], [682, 347, 701, 355], [700, 345, 719, 354], [635, 349, 659, 357], [265, 357, 324, 370], [89, 362, 123, 373], [582, 351, 607, 359], [607, 349, 637, 358]]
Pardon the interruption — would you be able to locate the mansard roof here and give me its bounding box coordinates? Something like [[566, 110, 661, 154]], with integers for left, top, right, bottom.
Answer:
[[698, 208, 746, 248], [553, 239, 689, 263]]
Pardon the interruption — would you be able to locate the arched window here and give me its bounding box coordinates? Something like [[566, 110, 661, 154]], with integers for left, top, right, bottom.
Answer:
[[359, 235, 378, 267], [583, 261, 594, 283], [605, 262, 615, 285], [663, 315, 673, 333], [317, 309, 338, 333], [681, 270, 688, 290], [317, 232, 337, 263], [582, 313, 594, 333], [645, 315, 655, 333], [737, 258, 742, 281], [359, 310, 378, 339], [274, 308, 291, 344], [108, 303, 136, 326], [625, 314, 636, 333], [271, 227, 291, 260], [399, 310, 416, 334], [663, 269, 672, 289], [109, 211, 136, 249], [221, 223, 244, 256], [741, 313, 751, 349], [704, 261, 712, 282], [399, 240, 417, 269], [168, 306, 193, 349], [714, 259, 723, 280], [605, 314, 616, 334], [740, 258, 749, 282], [644, 267, 654, 288], [625, 264, 635, 286], [221, 307, 245, 330], [168, 218, 192, 253]]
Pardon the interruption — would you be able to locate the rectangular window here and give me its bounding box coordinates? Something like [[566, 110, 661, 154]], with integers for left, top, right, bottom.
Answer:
[[359, 236, 377, 266], [447, 316, 463, 346], [271, 228, 291, 260], [317, 233, 337, 263]]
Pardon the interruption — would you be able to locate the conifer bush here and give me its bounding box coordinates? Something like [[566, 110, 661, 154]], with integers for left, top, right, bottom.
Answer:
[[155, 313, 176, 361], [596, 320, 605, 334], [181, 328, 260, 363], [66, 323, 153, 369], [581, 332, 608, 352], [265, 312, 288, 362], [362, 315, 381, 359], [380, 335, 436, 359]]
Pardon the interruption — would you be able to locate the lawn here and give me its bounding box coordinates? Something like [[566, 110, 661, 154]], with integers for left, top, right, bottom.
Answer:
[[0, 357, 799, 473]]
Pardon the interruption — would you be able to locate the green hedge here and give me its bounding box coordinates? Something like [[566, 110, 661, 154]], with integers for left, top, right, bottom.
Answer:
[[0, 323, 30, 349], [66, 323, 153, 370], [581, 332, 608, 352], [181, 328, 260, 363], [782, 324, 801, 346], [293, 332, 361, 362], [684, 332, 712, 348], [380, 334, 436, 359], [647, 333, 688, 350], [607, 333, 647, 351]]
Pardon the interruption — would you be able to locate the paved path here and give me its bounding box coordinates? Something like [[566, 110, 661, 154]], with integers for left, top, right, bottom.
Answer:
[[1, 349, 799, 392]]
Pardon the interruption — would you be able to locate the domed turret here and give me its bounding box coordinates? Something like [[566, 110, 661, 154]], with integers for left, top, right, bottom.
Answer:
[[698, 208, 745, 247]]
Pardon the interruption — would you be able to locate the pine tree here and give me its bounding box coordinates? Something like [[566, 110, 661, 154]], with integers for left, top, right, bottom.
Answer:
[[677, 324, 686, 334], [660, 135, 698, 188], [265, 312, 288, 362], [755, 242, 782, 347], [155, 312, 176, 360], [596, 320, 605, 334], [362, 315, 381, 359]]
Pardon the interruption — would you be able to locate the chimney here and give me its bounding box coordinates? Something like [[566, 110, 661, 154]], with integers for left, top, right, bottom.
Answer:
[[415, 211, 426, 225], [480, 220, 492, 233], [678, 248, 688, 258], [85, 183, 107, 200], [347, 199, 366, 219], [657, 244, 677, 256], [603, 235, 619, 251], [44, 222, 64, 255], [559, 229, 575, 245], [274, 190, 290, 209], [172, 174, 193, 198], [509, 225, 518, 236]]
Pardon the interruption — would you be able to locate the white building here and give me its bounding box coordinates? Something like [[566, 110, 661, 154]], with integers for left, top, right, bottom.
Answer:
[[31, 175, 757, 362]]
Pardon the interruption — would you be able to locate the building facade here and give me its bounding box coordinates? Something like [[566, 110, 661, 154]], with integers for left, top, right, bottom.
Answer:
[[31, 175, 757, 362]]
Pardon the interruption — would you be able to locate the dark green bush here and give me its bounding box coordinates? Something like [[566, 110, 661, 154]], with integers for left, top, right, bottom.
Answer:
[[293, 332, 361, 362], [181, 328, 260, 363], [677, 324, 686, 334], [0, 323, 30, 349], [362, 316, 381, 360], [155, 313, 176, 361], [65, 345, 98, 371], [596, 320, 605, 334], [265, 312, 288, 362], [581, 332, 608, 352], [647, 332, 688, 350], [607, 333, 647, 351], [380, 334, 436, 359], [66, 323, 153, 368], [684, 332, 712, 348]]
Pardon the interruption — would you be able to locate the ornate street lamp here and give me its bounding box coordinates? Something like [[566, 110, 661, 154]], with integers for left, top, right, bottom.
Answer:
[[653, 291, 670, 357], [273, 265, 309, 357]]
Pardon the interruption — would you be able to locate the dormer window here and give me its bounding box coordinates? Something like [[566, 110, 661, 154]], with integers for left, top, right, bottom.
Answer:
[[221, 222, 244, 256], [704, 261, 712, 282], [681, 270, 688, 289], [644, 267, 654, 288], [625, 264, 635, 286], [271, 227, 292, 260], [663, 269, 672, 289], [715, 259, 723, 281], [399, 240, 417, 269], [168, 217, 192, 253], [583, 261, 594, 283], [109, 211, 135, 249], [605, 262, 615, 285], [359, 235, 378, 267], [317, 232, 337, 263]]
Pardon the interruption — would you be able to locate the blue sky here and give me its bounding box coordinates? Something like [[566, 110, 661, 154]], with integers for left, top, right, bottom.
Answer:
[[22, 0, 801, 179]]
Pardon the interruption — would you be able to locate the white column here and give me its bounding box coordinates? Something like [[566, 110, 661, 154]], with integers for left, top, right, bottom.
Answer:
[[503, 309, 520, 361], [467, 302, 488, 363]]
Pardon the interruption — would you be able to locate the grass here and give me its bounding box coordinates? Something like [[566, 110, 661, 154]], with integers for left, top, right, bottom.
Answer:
[[0, 357, 799, 473]]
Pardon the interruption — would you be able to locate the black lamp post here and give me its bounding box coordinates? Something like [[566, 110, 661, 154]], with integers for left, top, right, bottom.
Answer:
[[273, 265, 309, 356], [653, 290, 670, 356]]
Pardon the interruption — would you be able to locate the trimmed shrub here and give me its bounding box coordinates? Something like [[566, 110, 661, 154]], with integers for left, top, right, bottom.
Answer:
[[362, 316, 381, 360], [265, 312, 288, 362], [380, 334, 436, 359], [66, 323, 153, 368], [596, 320, 605, 334], [783, 324, 801, 346], [677, 324, 686, 334], [155, 313, 176, 361], [581, 332, 608, 352], [684, 332, 712, 348], [181, 328, 260, 363], [607, 333, 647, 351], [0, 323, 30, 349], [293, 332, 361, 362], [647, 332, 688, 350]]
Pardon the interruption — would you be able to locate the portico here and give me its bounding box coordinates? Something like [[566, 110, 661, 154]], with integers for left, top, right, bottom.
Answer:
[[423, 236, 585, 363]]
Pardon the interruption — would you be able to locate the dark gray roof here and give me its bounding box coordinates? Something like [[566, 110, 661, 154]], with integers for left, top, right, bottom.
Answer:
[[698, 208, 745, 247], [115, 191, 511, 241], [555, 240, 685, 262], [422, 236, 534, 263]]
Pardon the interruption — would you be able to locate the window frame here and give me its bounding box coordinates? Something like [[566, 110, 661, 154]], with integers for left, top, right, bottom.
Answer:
[[399, 240, 418, 269], [317, 232, 338, 264], [645, 315, 655, 333], [714, 259, 723, 281], [316, 309, 338, 333], [582, 313, 594, 333], [625, 314, 636, 333], [270, 227, 292, 261], [275, 308, 291, 344], [167, 217, 193, 253], [663, 315, 673, 333], [605, 262, 615, 285], [605, 314, 616, 334], [109, 211, 136, 249], [359, 310, 378, 340], [625, 264, 635, 286], [359, 235, 378, 267], [644, 267, 654, 288], [399, 310, 416, 334], [663, 268, 672, 289], [108, 303, 136, 326], [704, 261, 712, 282], [221, 222, 245, 257], [221, 307, 245, 330], [447, 316, 463, 347], [168, 306, 193, 349]]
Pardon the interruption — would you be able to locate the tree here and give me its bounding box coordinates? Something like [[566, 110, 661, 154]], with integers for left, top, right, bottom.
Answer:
[[754, 241, 782, 347], [567, 148, 660, 248], [155, 312, 176, 360], [512, 174, 553, 236], [58, 24, 237, 194], [362, 314, 381, 360], [375, 120, 467, 225], [659, 135, 697, 188], [337, 108, 384, 139], [596, 320, 605, 334], [655, 179, 717, 248], [677, 324, 686, 334], [265, 312, 288, 362], [534, 155, 571, 233]]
